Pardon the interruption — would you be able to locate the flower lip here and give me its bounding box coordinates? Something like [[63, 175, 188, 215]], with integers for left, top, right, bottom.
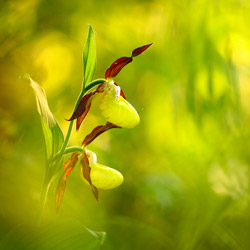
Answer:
[[100, 82, 140, 128], [82, 150, 124, 190]]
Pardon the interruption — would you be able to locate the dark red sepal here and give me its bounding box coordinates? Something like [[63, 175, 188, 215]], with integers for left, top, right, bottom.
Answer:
[[132, 43, 153, 57], [76, 104, 91, 130], [67, 83, 106, 130], [82, 122, 121, 147], [80, 150, 98, 200], [105, 43, 152, 79], [105, 57, 132, 79], [68, 92, 94, 121]]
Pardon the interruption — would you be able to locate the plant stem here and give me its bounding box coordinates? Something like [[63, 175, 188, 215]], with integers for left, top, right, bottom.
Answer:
[[53, 146, 84, 159], [37, 78, 105, 224], [37, 93, 83, 225], [55, 78, 106, 158], [85, 78, 106, 92]]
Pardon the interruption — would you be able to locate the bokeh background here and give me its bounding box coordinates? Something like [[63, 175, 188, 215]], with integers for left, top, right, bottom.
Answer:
[[1, 0, 250, 249]]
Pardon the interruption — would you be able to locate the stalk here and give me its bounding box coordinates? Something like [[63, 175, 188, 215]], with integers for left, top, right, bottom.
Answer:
[[37, 78, 105, 225], [58, 78, 105, 157]]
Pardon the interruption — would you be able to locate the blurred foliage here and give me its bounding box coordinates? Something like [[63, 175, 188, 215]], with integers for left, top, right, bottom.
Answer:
[[1, 0, 250, 249], [0, 218, 105, 250]]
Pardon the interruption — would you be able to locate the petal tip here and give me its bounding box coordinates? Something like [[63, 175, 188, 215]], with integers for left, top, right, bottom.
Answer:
[[132, 43, 153, 57]]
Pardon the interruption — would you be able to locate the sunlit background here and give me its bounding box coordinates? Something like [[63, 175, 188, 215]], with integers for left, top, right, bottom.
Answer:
[[1, 0, 250, 249]]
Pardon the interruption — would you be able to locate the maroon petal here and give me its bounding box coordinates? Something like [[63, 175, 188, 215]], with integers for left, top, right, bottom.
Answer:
[[68, 92, 94, 121], [82, 122, 121, 147], [91, 185, 99, 201], [76, 104, 91, 130], [68, 83, 106, 130], [80, 150, 98, 200], [105, 43, 152, 79], [105, 57, 132, 79], [132, 43, 153, 57], [81, 151, 91, 182]]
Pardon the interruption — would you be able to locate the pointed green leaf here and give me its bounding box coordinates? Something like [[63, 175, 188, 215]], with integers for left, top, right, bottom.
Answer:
[[26, 74, 64, 162], [83, 150, 124, 190], [0, 219, 106, 250], [83, 24, 96, 88]]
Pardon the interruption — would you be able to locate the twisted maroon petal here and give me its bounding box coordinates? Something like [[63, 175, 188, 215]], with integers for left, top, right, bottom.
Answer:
[[76, 104, 91, 130], [105, 57, 132, 79], [82, 122, 121, 147], [68, 93, 94, 120], [105, 43, 153, 79], [132, 43, 153, 57], [67, 83, 105, 130], [80, 150, 98, 200], [81, 151, 91, 182]]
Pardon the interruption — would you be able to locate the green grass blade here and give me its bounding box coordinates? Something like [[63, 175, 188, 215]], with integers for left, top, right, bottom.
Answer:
[[83, 24, 96, 88]]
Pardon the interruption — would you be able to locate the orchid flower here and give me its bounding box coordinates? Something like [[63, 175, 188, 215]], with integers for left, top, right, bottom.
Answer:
[[55, 43, 152, 211], [68, 43, 153, 145], [79, 149, 124, 200], [55, 148, 124, 211]]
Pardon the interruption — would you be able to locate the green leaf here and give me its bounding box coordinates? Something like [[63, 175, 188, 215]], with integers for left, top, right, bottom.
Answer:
[[26, 74, 64, 162], [0, 219, 106, 250], [83, 24, 96, 88]]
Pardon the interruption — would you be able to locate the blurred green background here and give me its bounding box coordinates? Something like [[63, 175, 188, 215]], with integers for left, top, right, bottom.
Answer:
[[1, 0, 250, 249]]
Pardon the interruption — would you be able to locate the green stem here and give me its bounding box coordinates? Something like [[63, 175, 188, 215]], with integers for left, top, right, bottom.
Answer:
[[63, 146, 84, 154], [38, 78, 105, 224], [55, 78, 106, 158], [85, 78, 106, 92], [53, 146, 84, 160]]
